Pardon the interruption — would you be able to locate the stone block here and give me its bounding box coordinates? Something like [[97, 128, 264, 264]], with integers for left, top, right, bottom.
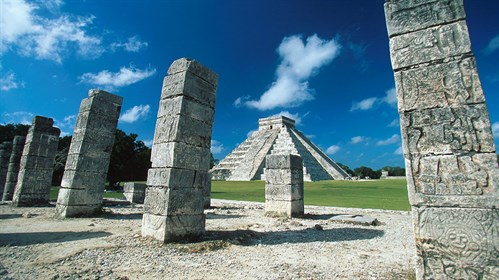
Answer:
[[64, 153, 113, 173], [400, 104, 495, 156], [161, 71, 216, 109], [153, 115, 212, 148], [407, 153, 499, 202], [265, 199, 304, 218], [151, 142, 211, 171], [157, 96, 215, 124], [143, 187, 204, 216], [265, 168, 304, 185], [395, 57, 485, 112], [74, 111, 121, 135], [266, 154, 303, 170], [56, 187, 104, 206], [265, 184, 303, 201], [384, 0, 465, 36], [413, 207, 498, 279], [54, 204, 102, 218], [60, 170, 107, 189], [146, 167, 196, 188], [123, 182, 147, 203], [204, 179, 211, 208], [167, 58, 219, 87], [389, 20, 471, 70], [141, 213, 206, 242]]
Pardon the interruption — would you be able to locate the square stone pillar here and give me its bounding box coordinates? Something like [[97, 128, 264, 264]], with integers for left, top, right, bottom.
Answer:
[[0, 141, 13, 200], [265, 154, 304, 217], [384, 1, 499, 279], [2, 136, 25, 201], [141, 58, 218, 242], [13, 116, 60, 206], [55, 89, 122, 218], [124, 182, 146, 204]]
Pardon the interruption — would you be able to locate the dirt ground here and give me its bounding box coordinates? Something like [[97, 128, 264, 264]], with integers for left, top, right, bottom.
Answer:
[[0, 199, 416, 279]]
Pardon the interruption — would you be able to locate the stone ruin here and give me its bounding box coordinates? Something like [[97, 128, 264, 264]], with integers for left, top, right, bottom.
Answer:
[[2, 136, 26, 201], [211, 116, 350, 181], [13, 116, 60, 206], [141, 58, 218, 242], [265, 154, 304, 217], [385, 0, 498, 278], [0, 141, 13, 200], [123, 182, 146, 204], [55, 89, 123, 218]]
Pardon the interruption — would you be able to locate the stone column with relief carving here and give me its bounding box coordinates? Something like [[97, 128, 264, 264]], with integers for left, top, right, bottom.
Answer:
[[384, 0, 498, 279]]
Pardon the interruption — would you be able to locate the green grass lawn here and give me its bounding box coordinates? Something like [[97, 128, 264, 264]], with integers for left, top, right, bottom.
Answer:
[[212, 179, 410, 211], [50, 187, 125, 201], [49, 179, 410, 211]]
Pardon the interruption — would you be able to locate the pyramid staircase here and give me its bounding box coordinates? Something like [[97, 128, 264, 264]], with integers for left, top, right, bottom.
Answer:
[[210, 116, 350, 181]]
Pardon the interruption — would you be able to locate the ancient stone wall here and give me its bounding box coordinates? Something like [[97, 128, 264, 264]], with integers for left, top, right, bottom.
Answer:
[[0, 141, 13, 199], [13, 116, 60, 206], [265, 154, 304, 217], [2, 136, 26, 201], [384, 0, 498, 278], [55, 89, 122, 218], [142, 58, 217, 242]]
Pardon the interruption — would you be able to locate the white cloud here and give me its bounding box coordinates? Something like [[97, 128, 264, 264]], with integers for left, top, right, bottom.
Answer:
[[242, 34, 341, 110], [54, 114, 76, 136], [79, 66, 156, 91], [326, 145, 340, 155], [269, 111, 303, 125], [492, 122, 499, 139], [388, 118, 400, 128], [350, 97, 378, 111], [119, 104, 150, 123], [383, 88, 397, 107], [211, 140, 224, 154], [350, 136, 367, 144], [484, 34, 499, 55], [0, 0, 103, 63], [394, 146, 403, 155], [376, 134, 401, 146], [2, 111, 34, 125], [0, 72, 21, 91], [350, 87, 397, 112], [112, 36, 148, 52]]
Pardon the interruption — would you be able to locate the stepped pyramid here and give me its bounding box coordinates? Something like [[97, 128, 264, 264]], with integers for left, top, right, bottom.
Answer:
[[211, 116, 351, 181]]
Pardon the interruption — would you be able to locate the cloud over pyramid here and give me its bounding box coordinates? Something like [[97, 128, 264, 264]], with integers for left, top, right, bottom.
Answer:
[[211, 116, 351, 181]]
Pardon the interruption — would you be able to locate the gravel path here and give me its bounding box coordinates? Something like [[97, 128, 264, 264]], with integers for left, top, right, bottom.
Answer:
[[0, 199, 416, 279]]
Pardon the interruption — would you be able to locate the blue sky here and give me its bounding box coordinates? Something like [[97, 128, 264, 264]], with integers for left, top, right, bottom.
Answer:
[[1, 0, 498, 170]]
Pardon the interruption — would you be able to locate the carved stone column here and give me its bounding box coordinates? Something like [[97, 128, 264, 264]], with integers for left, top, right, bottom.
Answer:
[[384, 0, 498, 278]]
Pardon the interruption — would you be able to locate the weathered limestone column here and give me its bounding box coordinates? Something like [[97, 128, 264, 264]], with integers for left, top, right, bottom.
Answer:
[[142, 58, 217, 242], [124, 182, 146, 204], [265, 154, 304, 217], [55, 89, 122, 218], [13, 116, 60, 206], [2, 136, 26, 201], [0, 141, 13, 199], [385, 1, 499, 278]]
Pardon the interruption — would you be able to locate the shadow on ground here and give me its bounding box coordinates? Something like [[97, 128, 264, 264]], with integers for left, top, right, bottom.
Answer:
[[199, 227, 384, 246], [0, 231, 112, 246]]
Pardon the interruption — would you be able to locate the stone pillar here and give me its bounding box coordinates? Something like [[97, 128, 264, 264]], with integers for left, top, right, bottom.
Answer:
[[13, 116, 60, 206], [124, 182, 146, 204], [384, 1, 499, 279], [2, 136, 25, 201], [55, 89, 122, 218], [265, 154, 304, 217], [142, 58, 217, 242], [0, 141, 13, 199]]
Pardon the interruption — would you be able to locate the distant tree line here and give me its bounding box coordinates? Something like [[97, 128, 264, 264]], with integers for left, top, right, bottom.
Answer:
[[338, 162, 406, 179]]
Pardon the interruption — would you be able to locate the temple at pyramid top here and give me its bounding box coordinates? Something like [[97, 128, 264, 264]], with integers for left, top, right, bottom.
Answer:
[[210, 116, 351, 181]]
